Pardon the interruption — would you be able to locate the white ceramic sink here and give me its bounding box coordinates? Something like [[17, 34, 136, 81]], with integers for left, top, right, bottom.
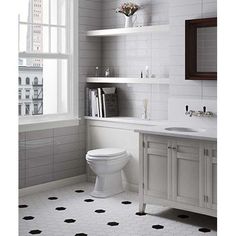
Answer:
[[165, 127, 205, 133]]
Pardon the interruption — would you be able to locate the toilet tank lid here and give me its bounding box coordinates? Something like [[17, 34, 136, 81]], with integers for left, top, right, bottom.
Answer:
[[87, 148, 127, 157]]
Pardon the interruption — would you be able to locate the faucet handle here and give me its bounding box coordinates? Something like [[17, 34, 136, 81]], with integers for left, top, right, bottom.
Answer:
[[186, 105, 189, 112], [203, 106, 206, 113]]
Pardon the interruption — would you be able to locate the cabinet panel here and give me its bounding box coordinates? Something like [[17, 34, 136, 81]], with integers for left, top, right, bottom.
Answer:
[[172, 140, 201, 206], [144, 135, 170, 199]]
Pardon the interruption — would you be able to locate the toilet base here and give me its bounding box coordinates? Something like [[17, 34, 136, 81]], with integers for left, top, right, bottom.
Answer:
[[91, 171, 124, 198]]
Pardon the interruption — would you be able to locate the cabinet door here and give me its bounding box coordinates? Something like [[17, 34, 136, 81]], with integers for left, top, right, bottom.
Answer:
[[206, 144, 217, 210], [144, 135, 171, 200], [172, 139, 201, 206]]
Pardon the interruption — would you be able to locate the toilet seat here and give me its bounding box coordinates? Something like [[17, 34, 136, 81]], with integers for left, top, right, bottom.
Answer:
[[87, 148, 127, 160]]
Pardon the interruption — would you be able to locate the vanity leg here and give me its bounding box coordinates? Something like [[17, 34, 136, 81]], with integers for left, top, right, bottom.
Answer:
[[139, 203, 146, 213]]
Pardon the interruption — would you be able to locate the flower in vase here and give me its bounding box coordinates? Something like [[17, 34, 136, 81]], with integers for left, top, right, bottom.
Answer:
[[116, 2, 140, 17]]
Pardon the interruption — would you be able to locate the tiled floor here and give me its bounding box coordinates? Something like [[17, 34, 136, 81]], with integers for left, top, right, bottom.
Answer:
[[19, 182, 217, 236]]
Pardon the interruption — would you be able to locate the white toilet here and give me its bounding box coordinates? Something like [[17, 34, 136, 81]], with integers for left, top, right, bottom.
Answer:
[[86, 148, 130, 198]]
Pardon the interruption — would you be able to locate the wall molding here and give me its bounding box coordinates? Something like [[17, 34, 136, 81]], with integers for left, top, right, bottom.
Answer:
[[19, 175, 87, 197]]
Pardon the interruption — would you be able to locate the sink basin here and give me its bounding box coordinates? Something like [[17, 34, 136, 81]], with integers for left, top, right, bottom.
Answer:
[[165, 127, 205, 133]]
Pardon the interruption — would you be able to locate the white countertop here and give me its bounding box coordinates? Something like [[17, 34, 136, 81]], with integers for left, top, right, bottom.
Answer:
[[84, 116, 217, 141]]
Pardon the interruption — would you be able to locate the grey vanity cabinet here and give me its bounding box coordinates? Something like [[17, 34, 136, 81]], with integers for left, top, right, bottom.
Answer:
[[140, 134, 217, 217]]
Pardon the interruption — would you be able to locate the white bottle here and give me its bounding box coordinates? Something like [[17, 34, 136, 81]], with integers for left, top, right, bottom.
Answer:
[[145, 66, 149, 78]]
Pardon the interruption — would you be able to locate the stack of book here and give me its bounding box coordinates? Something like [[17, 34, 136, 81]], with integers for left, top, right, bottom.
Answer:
[[86, 87, 119, 118]]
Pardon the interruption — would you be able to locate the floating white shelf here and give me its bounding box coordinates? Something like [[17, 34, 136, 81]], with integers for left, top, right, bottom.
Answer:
[[86, 77, 170, 84], [86, 25, 169, 37]]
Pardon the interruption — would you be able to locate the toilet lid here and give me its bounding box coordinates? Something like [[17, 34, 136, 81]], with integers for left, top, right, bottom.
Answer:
[[87, 148, 127, 157]]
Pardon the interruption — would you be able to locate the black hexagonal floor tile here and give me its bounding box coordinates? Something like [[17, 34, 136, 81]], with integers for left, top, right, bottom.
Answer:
[[75, 190, 84, 193], [178, 214, 189, 219], [135, 212, 147, 216], [23, 216, 35, 220], [64, 219, 76, 223], [107, 222, 119, 226], [121, 201, 132, 205], [95, 209, 106, 213], [152, 225, 164, 230], [199, 228, 211, 233], [19, 204, 28, 208], [48, 197, 58, 200], [84, 199, 94, 202], [55, 207, 66, 211], [75, 234, 87, 236], [29, 229, 42, 234]]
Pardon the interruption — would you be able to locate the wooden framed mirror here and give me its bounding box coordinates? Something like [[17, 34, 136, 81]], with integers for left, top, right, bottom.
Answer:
[[185, 17, 217, 80]]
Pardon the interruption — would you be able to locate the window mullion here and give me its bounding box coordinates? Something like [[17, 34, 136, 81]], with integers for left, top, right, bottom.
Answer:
[[49, 0, 51, 53]]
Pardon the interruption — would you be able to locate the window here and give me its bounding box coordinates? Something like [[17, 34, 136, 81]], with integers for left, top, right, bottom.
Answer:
[[33, 89, 38, 99], [19, 77, 22, 85], [25, 104, 30, 115], [26, 77, 30, 85], [18, 0, 78, 123], [34, 103, 38, 114], [25, 89, 30, 99], [19, 104, 22, 116], [34, 77, 38, 85], [19, 89, 22, 100]]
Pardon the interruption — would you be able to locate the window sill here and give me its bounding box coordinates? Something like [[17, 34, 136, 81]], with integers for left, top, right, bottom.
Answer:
[[19, 116, 81, 132]]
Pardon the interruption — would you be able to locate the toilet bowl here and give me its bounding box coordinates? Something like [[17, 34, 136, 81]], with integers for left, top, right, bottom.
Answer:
[[86, 148, 130, 198]]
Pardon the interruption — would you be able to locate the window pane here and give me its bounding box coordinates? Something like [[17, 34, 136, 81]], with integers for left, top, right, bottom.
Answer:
[[19, 0, 31, 22], [51, 0, 58, 25], [43, 0, 49, 24], [50, 27, 66, 53], [18, 58, 68, 116]]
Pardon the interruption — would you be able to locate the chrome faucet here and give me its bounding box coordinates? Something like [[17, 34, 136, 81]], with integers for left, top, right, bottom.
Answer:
[[185, 105, 214, 118]]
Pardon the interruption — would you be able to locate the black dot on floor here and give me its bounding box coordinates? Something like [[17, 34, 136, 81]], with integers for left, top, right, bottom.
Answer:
[[29, 230, 42, 234], [48, 197, 58, 200], [75, 190, 84, 193], [152, 225, 164, 230], [107, 222, 119, 226], [19, 204, 28, 208], [84, 199, 94, 202], [199, 228, 211, 233], [64, 219, 76, 223], [121, 201, 132, 205], [135, 212, 147, 216], [55, 207, 66, 211], [23, 216, 34, 220], [75, 234, 87, 236], [178, 214, 189, 219], [95, 209, 106, 213]]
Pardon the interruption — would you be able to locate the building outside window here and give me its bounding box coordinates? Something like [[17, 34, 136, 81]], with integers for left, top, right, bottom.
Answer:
[[18, 0, 78, 123], [19, 77, 22, 85]]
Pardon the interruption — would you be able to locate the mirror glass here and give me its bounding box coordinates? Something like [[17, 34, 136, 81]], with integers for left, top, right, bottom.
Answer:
[[197, 27, 217, 72]]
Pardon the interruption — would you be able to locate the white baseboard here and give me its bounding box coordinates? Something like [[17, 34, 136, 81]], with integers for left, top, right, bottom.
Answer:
[[19, 174, 87, 197]]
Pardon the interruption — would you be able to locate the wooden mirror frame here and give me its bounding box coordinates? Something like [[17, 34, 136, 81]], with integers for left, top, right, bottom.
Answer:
[[185, 17, 217, 80]]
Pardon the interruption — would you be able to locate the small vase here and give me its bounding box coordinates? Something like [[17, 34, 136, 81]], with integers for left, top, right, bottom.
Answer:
[[124, 15, 134, 28]]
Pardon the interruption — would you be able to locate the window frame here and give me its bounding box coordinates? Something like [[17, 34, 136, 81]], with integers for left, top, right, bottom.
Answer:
[[18, 0, 79, 131]]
